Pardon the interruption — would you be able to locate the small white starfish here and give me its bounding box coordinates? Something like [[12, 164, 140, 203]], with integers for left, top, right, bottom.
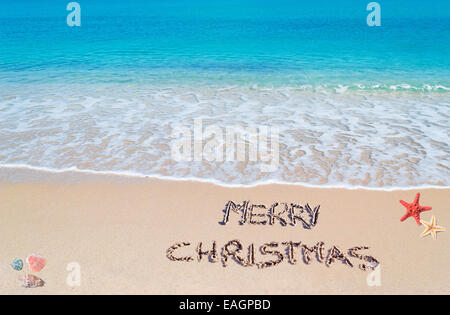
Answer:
[[420, 215, 445, 240]]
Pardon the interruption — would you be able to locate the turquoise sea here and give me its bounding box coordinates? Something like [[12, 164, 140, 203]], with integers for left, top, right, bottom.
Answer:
[[0, 0, 449, 187]]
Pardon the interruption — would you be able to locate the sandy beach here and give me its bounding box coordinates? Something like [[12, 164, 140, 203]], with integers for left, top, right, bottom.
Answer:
[[2, 0, 449, 298], [0, 168, 448, 294]]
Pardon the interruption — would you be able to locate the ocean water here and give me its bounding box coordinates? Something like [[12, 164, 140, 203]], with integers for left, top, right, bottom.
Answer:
[[0, 0, 449, 187]]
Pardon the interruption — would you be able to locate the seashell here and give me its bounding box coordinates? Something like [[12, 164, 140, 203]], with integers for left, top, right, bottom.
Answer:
[[11, 258, 23, 271], [26, 254, 46, 272], [19, 274, 45, 288]]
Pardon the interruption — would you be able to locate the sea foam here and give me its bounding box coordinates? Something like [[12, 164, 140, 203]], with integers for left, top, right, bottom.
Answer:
[[0, 84, 448, 188]]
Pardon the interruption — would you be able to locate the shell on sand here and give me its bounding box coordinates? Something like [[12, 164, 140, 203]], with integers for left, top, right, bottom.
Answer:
[[26, 254, 46, 273], [11, 258, 23, 271], [19, 274, 45, 288]]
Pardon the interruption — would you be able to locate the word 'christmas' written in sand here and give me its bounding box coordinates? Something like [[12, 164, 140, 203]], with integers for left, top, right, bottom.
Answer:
[[167, 240, 379, 271]]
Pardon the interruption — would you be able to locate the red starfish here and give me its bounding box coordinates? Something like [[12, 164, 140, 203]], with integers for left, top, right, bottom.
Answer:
[[399, 193, 432, 225]]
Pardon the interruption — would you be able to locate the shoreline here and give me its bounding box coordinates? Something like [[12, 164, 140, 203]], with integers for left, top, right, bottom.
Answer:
[[0, 165, 448, 191], [1, 86, 448, 188]]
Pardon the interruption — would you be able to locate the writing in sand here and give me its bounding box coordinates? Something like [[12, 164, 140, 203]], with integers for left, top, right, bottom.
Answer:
[[166, 200, 379, 270], [221, 201, 320, 228]]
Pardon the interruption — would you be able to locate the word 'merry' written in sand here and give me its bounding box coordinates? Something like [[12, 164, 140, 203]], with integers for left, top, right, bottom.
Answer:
[[221, 201, 320, 228]]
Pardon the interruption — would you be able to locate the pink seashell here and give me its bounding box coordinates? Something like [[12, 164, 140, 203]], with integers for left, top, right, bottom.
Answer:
[[26, 254, 46, 272], [19, 274, 45, 288]]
